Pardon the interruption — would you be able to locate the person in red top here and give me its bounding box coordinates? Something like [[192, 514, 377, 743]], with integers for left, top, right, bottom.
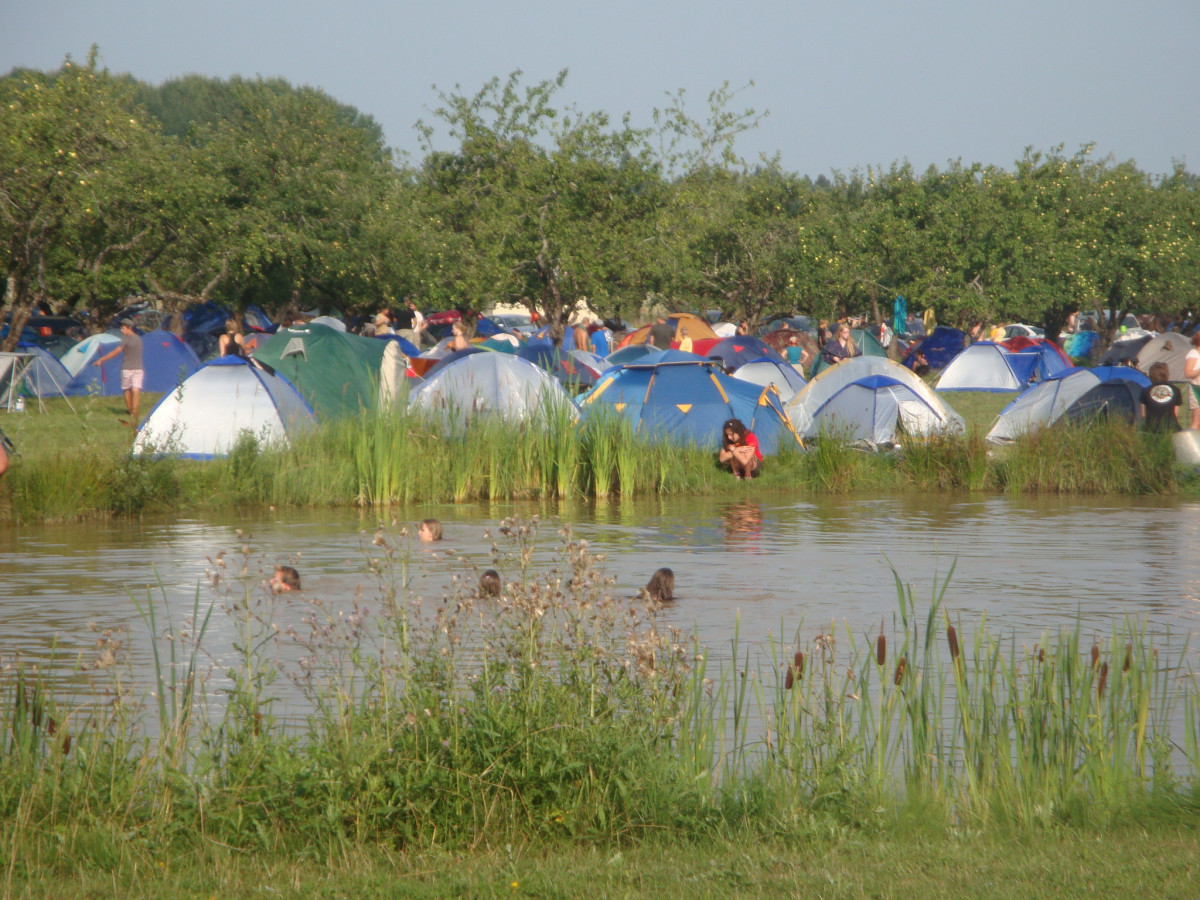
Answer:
[[718, 418, 762, 479]]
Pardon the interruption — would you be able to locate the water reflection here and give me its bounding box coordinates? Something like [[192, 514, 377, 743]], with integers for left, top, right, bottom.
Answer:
[[2, 494, 1198, 700]]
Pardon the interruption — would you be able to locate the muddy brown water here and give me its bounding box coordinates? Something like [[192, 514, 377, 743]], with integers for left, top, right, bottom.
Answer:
[[3, 493, 1199, 711]]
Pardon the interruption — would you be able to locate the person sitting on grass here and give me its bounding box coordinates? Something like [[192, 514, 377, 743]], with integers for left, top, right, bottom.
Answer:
[[270, 565, 301, 592], [718, 418, 762, 480], [417, 518, 443, 542]]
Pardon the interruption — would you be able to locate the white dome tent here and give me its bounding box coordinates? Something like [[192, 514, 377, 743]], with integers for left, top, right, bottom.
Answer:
[[133, 356, 316, 459]]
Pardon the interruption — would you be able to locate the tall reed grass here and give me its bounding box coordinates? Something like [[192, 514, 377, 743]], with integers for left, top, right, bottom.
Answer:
[[0, 408, 1191, 524], [1, 521, 1196, 873]]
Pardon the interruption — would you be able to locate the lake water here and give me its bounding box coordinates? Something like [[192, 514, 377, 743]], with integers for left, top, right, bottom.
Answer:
[[3, 493, 1199, 706]]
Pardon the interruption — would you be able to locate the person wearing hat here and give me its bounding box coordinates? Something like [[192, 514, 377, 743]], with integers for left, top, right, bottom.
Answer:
[[93, 319, 144, 425]]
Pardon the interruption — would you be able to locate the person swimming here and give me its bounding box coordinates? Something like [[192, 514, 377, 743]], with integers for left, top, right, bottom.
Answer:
[[479, 569, 501, 597], [642, 567, 675, 602]]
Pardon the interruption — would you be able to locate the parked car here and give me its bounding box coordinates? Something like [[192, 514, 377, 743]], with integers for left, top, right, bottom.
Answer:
[[1002, 323, 1046, 339]]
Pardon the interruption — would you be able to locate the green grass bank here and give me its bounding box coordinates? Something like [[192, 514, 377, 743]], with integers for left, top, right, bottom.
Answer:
[[2, 522, 1198, 896], [0, 390, 1194, 524]]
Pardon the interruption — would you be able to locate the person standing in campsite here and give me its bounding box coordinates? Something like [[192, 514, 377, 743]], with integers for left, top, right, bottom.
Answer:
[[1140, 362, 1182, 433], [821, 323, 855, 367], [678, 327, 693, 353], [650, 315, 674, 350], [718, 418, 762, 480], [785, 334, 806, 374], [1185, 331, 1200, 430], [590, 319, 612, 357], [451, 321, 470, 351], [573, 321, 592, 352], [93, 319, 144, 425], [408, 300, 427, 346]]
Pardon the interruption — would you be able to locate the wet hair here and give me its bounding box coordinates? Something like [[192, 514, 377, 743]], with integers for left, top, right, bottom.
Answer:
[[1148, 361, 1171, 385], [418, 518, 443, 541], [479, 569, 501, 597], [644, 567, 675, 602], [274, 565, 301, 591]]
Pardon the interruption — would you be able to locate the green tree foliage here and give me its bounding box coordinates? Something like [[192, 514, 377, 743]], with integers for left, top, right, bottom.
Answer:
[[0, 49, 167, 347], [411, 70, 666, 340], [2, 56, 1198, 350]]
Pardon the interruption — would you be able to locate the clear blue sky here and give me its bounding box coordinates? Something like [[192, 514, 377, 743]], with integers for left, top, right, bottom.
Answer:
[[5, 0, 1198, 178]]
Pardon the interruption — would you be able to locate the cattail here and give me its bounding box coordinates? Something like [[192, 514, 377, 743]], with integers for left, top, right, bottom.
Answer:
[[1123, 643, 1132, 673], [61, 732, 71, 755], [1037, 646, 1045, 663], [894, 656, 907, 685], [785, 651, 804, 689], [1090, 643, 1100, 669], [947, 625, 960, 662], [876, 633, 887, 667], [1098, 662, 1109, 698]]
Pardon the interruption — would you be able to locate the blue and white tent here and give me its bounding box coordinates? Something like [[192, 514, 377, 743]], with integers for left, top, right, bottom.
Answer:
[[64, 329, 201, 397], [133, 356, 316, 459], [732, 358, 807, 403], [986, 369, 1143, 443], [20, 346, 74, 398], [59, 333, 120, 378], [935, 341, 1043, 392], [408, 352, 578, 429], [578, 358, 800, 454], [787, 356, 963, 444]]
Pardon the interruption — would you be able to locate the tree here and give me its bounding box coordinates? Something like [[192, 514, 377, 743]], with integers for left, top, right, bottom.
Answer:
[[412, 71, 666, 341], [0, 50, 165, 348]]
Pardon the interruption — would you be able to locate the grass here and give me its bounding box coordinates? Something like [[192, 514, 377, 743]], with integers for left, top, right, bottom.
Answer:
[[9, 827, 1200, 898], [1, 522, 1197, 873], [0, 391, 1196, 524]]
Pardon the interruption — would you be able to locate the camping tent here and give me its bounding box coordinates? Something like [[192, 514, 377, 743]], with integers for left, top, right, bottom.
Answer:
[[251, 323, 406, 419], [731, 359, 807, 402], [986, 369, 1143, 443], [935, 341, 1044, 392], [1097, 334, 1153, 367], [132, 356, 316, 459], [408, 352, 578, 429], [59, 333, 120, 378], [810, 327, 887, 376], [64, 329, 201, 397], [704, 335, 787, 371], [786, 356, 963, 444], [902, 326, 967, 371], [19, 346, 73, 398], [1135, 332, 1191, 381], [577, 359, 800, 454], [615, 313, 719, 349]]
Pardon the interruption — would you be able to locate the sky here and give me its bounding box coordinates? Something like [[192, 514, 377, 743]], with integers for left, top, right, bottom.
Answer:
[[5, 0, 1199, 179]]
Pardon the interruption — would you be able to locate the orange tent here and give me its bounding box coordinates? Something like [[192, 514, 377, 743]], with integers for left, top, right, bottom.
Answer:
[[616, 313, 719, 349]]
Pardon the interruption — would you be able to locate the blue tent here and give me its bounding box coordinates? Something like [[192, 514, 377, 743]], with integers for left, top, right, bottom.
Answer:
[[377, 333, 421, 357], [935, 342, 1041, 392], [904, 326, 967, 371], [64, 329, 202, 397], [705, 336, 786, 370], [578, 359, 800, 454], [1087, 365, 1151, 388], [604, 344, 658, 366], [19, 345, 74, 398]]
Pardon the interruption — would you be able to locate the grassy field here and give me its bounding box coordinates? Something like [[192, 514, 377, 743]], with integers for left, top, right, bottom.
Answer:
[[8, 827, 1200, 899]]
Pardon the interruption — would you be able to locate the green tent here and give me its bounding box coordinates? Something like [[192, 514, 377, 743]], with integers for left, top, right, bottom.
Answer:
[[251, 324, 406, 419], [810, 327, 888, 377]]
